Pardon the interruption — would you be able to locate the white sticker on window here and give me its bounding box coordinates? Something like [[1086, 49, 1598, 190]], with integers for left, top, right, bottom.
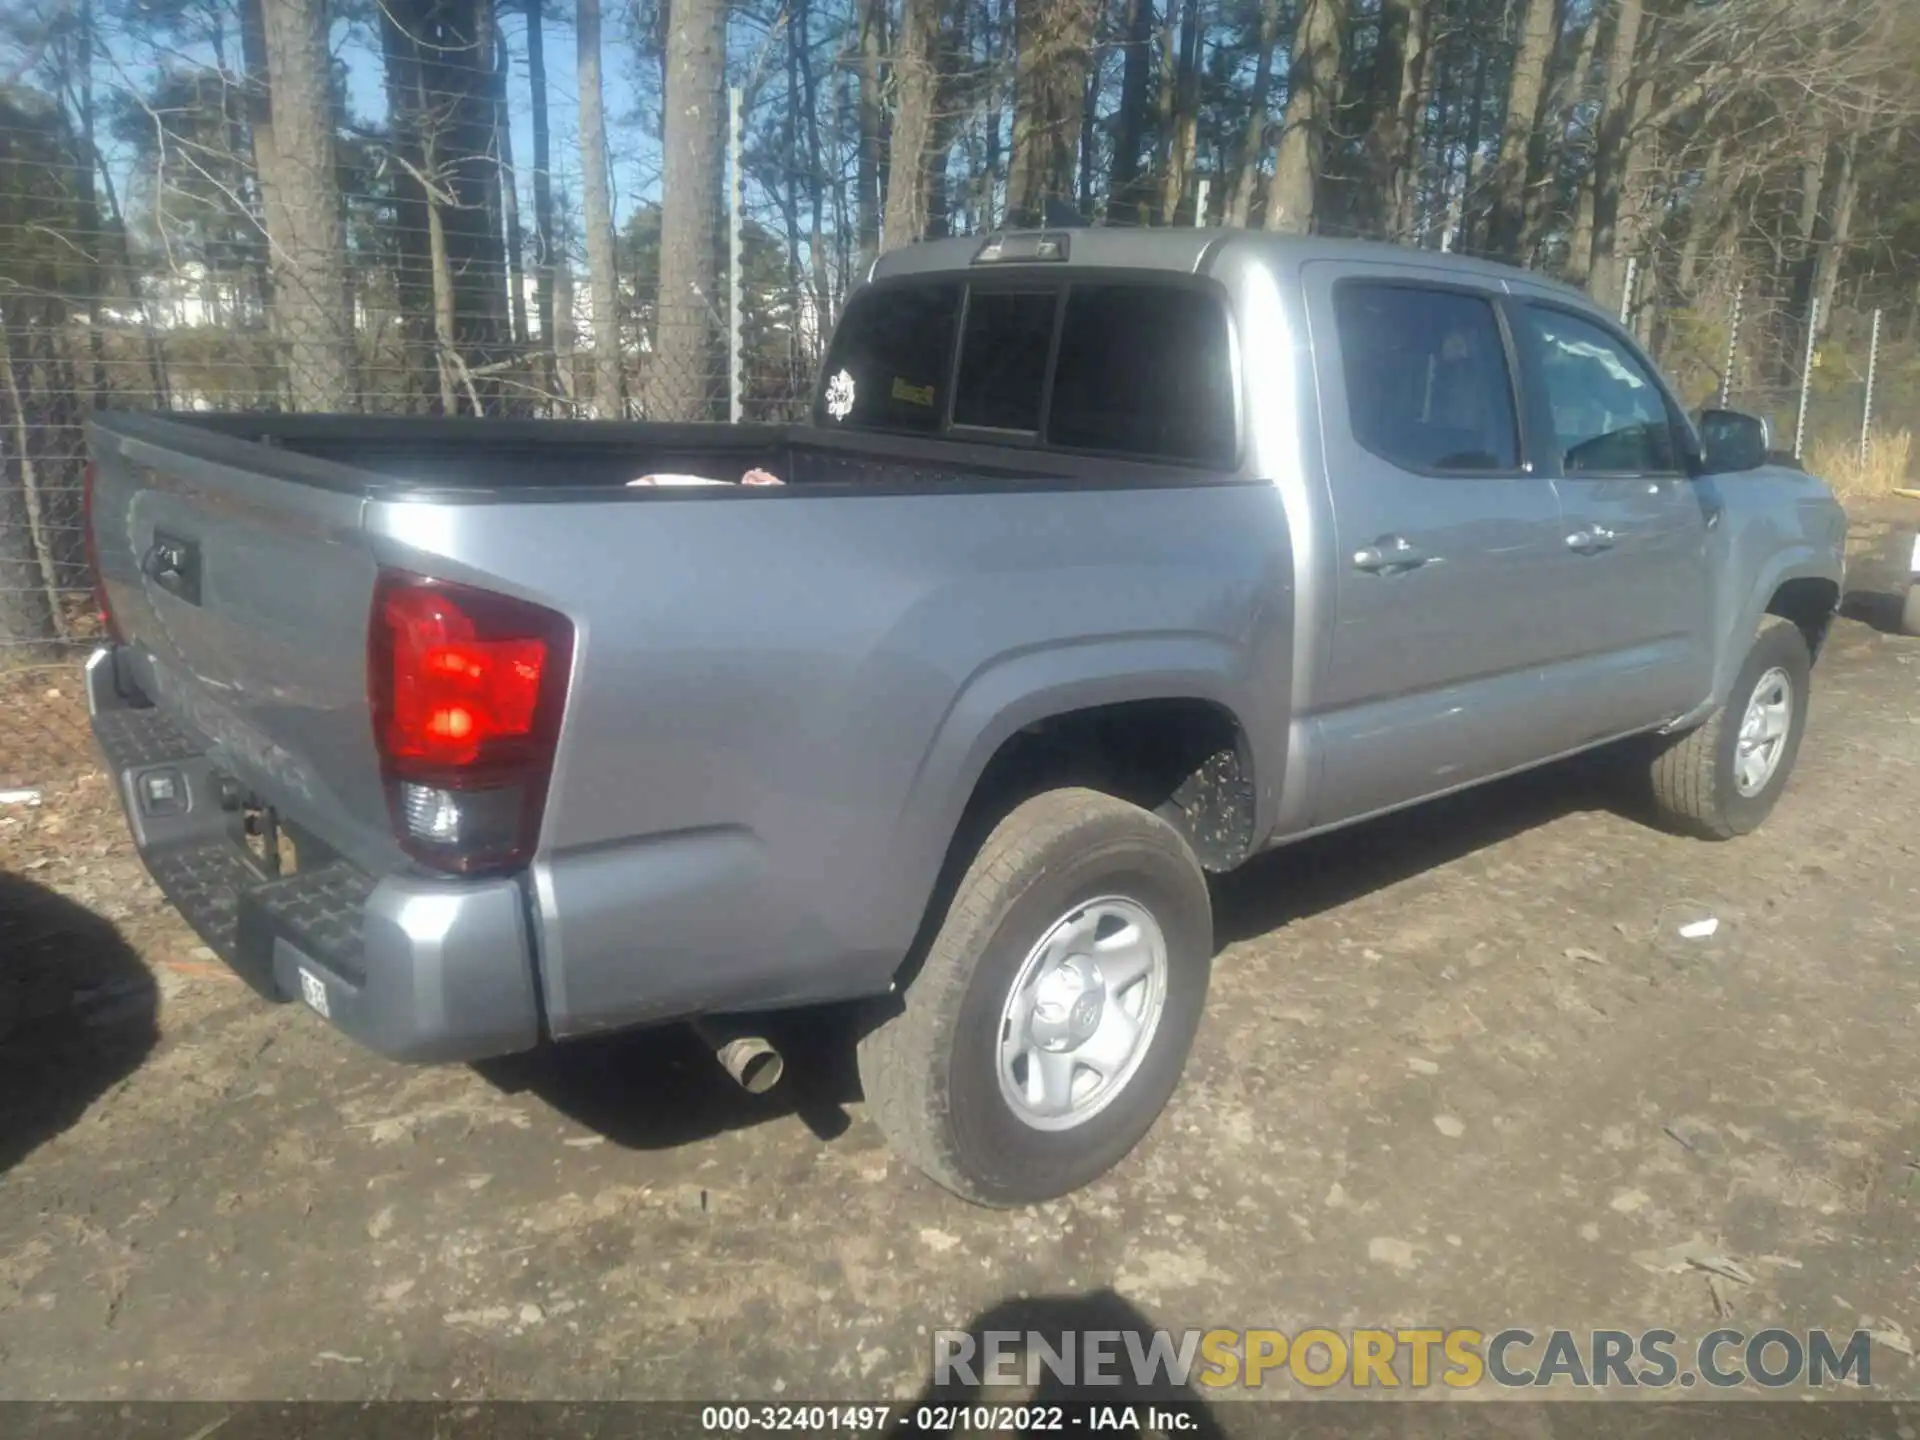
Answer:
[[298, 967, 331, 1018], [825, 369, 856, 421]]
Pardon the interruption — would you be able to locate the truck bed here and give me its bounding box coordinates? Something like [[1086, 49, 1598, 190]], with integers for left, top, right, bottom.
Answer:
[[122, 411, 1130, 497]]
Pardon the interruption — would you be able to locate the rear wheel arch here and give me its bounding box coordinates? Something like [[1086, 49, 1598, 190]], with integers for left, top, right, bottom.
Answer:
[[886, 690, 1254, 1001]]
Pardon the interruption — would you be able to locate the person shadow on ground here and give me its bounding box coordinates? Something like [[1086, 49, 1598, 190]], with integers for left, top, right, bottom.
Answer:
[[900, 1289, 1233, 1438], [0, 870, 158, 1176]]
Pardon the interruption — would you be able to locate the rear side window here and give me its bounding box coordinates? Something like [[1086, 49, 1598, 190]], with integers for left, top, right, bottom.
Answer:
[[1048, 285, 1237, 465], [1333, 283, 1520, 473], [817, 282, 959, 433]]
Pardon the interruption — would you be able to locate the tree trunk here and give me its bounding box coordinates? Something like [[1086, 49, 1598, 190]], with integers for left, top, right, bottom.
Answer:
[[857, 0, 886, 258], [1585, 0, 1645, 310], [496, 16, 529, 351], [1812, 136, 1859, 341], [245, 0, 357, 410], [1078, 31, 1100, 216], [1266, 0, 1344, 233], [577, 0, 623, 418], [385, 0, 509, 390], [1347, 0, 1418, 238], [429, 199, 461, 413], [1535, 2, 1600, 267], [781, 6, 809, 382], [1675, 135, 1723, 297], [1158, 0, 1201, 224], [0, 312, 62, 652], [1452, 12, 1496, 251], [1107, 0, 1155, 222], [1227, 0, 1282, 227], [884, 0, 943, 250], [74, 0, 108, 408], [376, 0, 433, 407], [552, 195, 577, 406], [473, 0, 510, 359], [1419, 0, 1458, 247], [797, 0, 832, 325], [1485, 0, 1560, 262], [1387, 0, 1431, 240], [645, 0, 726, 422], [1008, 0, 1099, 225], [526, 0, 557, 402]]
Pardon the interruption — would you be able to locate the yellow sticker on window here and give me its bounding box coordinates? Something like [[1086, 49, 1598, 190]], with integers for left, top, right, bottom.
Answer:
[[892, 377, 936, 407]]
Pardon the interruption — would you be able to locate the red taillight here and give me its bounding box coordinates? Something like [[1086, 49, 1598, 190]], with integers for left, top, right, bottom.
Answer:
[[369, 571, 573, 874], [82, 461, 120, 641]]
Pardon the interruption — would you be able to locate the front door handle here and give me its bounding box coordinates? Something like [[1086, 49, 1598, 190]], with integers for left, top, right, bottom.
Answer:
[[1352, 535, 1433, 574], [1565, 526, 1617, 553]]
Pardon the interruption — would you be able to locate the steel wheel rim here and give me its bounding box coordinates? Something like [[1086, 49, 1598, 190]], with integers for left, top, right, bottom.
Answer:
[[996, 895, 1169, 1133], [1735, 665, 1793, 797]]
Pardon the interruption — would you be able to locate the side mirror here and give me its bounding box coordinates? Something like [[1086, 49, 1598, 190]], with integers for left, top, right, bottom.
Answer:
[[1696, 408, 1771, 474]]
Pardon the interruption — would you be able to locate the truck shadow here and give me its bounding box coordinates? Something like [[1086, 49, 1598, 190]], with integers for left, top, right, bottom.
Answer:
[[1211, 750, 1631, 947], [0, 870, 159, 1176], [1838, 587, 1911, 636], [486, 753, 1635, 1154], [473, 1002, 864, 1151]]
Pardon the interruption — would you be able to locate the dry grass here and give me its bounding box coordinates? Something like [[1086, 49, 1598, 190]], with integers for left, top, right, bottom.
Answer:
[[1809, 427, 1915, 500]]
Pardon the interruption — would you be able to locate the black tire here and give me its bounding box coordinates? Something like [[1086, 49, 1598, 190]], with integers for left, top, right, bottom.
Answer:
[[1646, 616, 1812, 839], [1901, 582, 1920, 638], [858, 788, 1213, 1207]]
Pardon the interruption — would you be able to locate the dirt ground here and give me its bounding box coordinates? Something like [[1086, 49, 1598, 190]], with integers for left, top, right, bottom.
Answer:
[[3, 591, 1919, 1407]]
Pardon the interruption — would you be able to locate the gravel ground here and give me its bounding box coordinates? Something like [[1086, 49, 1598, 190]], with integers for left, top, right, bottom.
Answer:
[[3, 603, 1918, 1407]]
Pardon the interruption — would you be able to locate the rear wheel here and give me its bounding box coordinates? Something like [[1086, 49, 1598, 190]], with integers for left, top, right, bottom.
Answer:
[[858, 788, 1213, 1206], [1646, 616, 1811, 839]]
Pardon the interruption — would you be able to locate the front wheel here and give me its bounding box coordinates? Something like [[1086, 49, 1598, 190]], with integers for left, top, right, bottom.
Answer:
[[857, 788, 1213, 1207], [1646, 616, 1812, 839]]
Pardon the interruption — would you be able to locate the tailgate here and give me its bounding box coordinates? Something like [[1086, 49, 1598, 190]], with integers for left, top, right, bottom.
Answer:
[[88, 416, 399, 873]]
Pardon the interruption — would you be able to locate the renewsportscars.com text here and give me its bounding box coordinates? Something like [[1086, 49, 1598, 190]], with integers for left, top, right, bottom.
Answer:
[[931, 1327, 1876, 1391]]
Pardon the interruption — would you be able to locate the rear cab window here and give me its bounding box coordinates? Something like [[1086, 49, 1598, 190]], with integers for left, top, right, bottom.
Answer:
[[816, 275, 1238, 467]]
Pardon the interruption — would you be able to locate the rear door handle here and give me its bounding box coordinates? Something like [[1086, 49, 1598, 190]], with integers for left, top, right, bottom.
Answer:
[[1565, 526, 1617, 554], [1352, 535, 1433, 574]]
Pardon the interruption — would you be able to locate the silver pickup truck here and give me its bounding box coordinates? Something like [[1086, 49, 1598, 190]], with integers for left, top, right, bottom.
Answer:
[[84, 229, 1846, 1206]]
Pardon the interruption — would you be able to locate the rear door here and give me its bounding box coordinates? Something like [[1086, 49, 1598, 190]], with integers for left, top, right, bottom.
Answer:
[[1506, 301, 1713, 742], [1303, 264, 1571, 828]]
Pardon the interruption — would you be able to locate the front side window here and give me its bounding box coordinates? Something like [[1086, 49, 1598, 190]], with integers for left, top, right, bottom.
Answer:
[[1333, 282, 1520, 474], [1519, 306, 1679, 475], [816, 282, 960, 433]]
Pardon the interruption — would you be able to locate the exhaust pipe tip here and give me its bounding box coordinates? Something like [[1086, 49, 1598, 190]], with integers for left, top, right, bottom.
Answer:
[[693, 1020, 785, 1095], [717, 1038, 784, 1095]]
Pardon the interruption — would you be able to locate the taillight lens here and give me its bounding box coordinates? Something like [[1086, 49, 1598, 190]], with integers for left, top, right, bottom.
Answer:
[[82, 461, 120, 641], [369, 571, 573, 874]]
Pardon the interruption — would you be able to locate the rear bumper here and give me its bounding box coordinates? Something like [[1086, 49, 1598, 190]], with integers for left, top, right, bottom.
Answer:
[[86, 646, 541, 1064]]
